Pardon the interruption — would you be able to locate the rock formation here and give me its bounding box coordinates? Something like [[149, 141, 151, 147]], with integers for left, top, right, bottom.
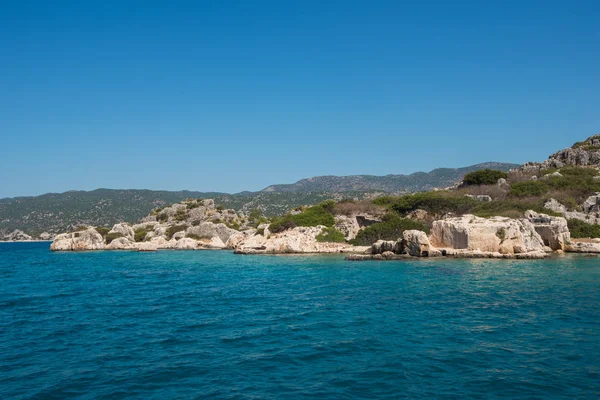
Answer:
[[429, 215, 545, 255]]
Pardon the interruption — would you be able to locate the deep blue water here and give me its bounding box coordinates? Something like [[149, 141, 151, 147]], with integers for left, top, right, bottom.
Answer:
[[1, 242, 600, 399]]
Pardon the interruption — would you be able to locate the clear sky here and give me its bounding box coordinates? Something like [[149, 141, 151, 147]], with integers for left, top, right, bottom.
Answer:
[[1, 0, 599, 198]]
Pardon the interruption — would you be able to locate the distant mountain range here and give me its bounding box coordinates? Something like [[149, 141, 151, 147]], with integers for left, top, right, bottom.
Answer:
[[0, 162, 518, 237], [261, 162, 518, 193]]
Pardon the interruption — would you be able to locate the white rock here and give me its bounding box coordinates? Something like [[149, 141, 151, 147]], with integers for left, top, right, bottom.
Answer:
[[50, 227, 105, 251], [429, 215, 545, 255], [524, 210, 570, 251], [108, 223, 135, 241], [402, 230, 432, 257]]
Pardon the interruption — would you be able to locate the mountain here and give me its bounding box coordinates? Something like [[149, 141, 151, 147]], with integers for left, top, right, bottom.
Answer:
[[261, 162, 519, 193], [0, 162, 518, 238]]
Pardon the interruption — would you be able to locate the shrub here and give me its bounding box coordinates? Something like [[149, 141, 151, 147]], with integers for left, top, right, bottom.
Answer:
[[157, 213, 169, 222], [134, 228, 149, 242], [334, 199, 385, 216], [316, 227, 346, 243], [269, 202, 336, 233], [269, 216, 298, 233], [509, 181, 549, 198], [255, 228, 265, 236], [175, 209, 187, 222], [95, 227, 110, 237], [567, 219, 600, 238], [216, 205, 225, 212], [75, 225, 88, 232], [389, 192, 479, 216], [166, 224, 188, 239], [463, 169, 508, 186], [471, 199, 559, 219], [105, 232, 124, 244], [187, 233, 212, 241], [350, 214, 429, 246], [248, 208, 269, 227]]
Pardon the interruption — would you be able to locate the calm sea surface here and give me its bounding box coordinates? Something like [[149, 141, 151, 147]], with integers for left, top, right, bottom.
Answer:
[[1, 242, 599, 399]]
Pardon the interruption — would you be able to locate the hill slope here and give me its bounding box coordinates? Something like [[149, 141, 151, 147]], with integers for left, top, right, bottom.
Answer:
[[262, 162, 518, 193], [0, 162, 518, 237]]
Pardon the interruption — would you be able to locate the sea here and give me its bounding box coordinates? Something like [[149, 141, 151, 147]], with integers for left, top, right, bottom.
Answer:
[[1, 242, 599, 399]]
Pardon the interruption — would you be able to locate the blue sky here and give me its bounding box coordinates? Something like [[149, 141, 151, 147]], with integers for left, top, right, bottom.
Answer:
[[1, 1, 599, 198]]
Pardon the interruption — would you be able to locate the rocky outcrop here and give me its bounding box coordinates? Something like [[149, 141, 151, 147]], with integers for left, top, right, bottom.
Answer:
[[108, 223, 135, 241], [402, 230, 435, 257], [50, 227, 106, 251], [429, 215, 545, 255], [544, 198, 600, 224], [51, 198, 248, 252], [234, 226, 362, 254], [2, 230, 33, 241], [524, 211, 570, 251], [371, 240, 399, 254], [334, 214, 382, 240], [566, 239, 600, 253]]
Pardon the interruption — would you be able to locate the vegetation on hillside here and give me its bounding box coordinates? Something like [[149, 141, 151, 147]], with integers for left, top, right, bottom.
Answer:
[[350, 214, 429, 246], [462, 169, 508, 186]]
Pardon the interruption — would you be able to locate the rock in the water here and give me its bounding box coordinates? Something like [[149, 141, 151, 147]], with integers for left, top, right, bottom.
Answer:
[[174, 238, 199, 250], [402, 230, 432, 257], [2, 230, 33, 241], [371, 240, 400, 255], [566, 239, 600, 253], [429, 215, 545, 255], [50, 227, 105, 251]]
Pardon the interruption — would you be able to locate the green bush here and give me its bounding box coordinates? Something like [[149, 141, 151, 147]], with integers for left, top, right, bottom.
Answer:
[[166, 224, 188, 239], [269, 202, 336, 233], [315, 227, 346, 243], [134, 228, 149, 242], [567, 219, 600, 238], [389, 192, 479, 216], [509, 181, 549, 198], [187, 233, 212, 240], [216, 205, 225, 212], [471, 199, 559, 219], [157, 213, 169, 222], [95, 227, 110, 237], [463, 169, 508, 186], [105, 232, 124, 244], [175, 209, 187, 222], [75, 225, 88, 232], [350, 214, 429, 246], [248, 208, 269, 228]]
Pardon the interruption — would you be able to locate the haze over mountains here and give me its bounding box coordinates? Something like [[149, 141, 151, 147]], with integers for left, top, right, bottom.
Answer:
[[0, 162, 517, 237]]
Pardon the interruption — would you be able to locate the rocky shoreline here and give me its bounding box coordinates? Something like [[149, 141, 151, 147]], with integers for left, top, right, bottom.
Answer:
[[47, 196, 590, 260]]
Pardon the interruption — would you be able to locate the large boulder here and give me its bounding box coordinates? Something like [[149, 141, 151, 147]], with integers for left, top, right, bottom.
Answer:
[[186, 222, 237, 243], [108, 223, 135, 241], [50, 227, 105, 251], [524, 210, 570, 251], [429, 215, 545, 255], [371, 240, 399, 255], [174, 238, 198, 250], [402, 230, 434, 257], [566, 239, 600, 253], [544, 198, 568, 214], [583, 193, 600, 213], [106, 237, 136, 250]]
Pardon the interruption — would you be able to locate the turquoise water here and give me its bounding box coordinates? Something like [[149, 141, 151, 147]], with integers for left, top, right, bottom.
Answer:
[[1, 243, 600, 399]]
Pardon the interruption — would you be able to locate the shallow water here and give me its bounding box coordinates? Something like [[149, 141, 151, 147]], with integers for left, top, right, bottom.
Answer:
[[1, 242, 599, 399]]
